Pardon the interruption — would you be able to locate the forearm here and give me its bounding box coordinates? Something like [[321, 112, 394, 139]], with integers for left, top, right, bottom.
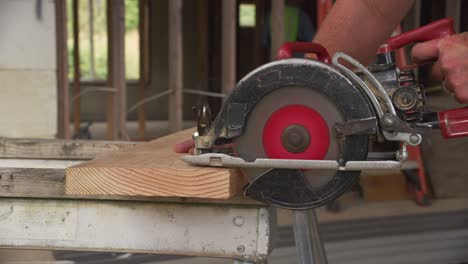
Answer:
[[313, 0, 414, 64]]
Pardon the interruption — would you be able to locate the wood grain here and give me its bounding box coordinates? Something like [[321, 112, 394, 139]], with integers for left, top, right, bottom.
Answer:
[[66, 129, 248, 199], [0, 138, 137, 160]]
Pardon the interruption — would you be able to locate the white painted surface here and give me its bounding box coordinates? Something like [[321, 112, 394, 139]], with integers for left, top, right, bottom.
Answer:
[[0, 0, 57, 138], [0, 198, 271, 261], [0, 0, 56, 70]]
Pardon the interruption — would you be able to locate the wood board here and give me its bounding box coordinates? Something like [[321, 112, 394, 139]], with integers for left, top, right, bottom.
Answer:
[[66, 129, 248, 199]]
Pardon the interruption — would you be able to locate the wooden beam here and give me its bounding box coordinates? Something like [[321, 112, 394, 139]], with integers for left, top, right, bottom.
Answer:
[[106, 0, 114, 140], [254, 0, 266, 67], [270, 0, 285, 60], [72, 0, 81, 136], [0, 138, 137, 160], [445, 0, 461, 33], [55, 0, 70, 139], [221, 0, 237, 95], [138, 0, 150, 140], [66, 129, 248, 199], [107, 0, 127, 140], [198, 0, 209, 94], [168, 0, 183, 132]]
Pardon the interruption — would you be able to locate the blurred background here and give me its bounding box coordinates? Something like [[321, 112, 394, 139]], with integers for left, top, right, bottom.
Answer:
[[0, 0, 468, 263], [1, 0, 465, 142]]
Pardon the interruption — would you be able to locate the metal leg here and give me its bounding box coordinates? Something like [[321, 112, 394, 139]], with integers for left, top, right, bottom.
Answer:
[[293, 209, 328, 264]]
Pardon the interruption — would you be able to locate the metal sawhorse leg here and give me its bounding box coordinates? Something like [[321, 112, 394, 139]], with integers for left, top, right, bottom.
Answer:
[[293, 209, 328, 264]]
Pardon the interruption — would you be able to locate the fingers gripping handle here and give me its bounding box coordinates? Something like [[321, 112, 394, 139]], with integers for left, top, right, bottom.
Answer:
[[277, 42, 331, 63], [438, 108, 468, 139], [378, 18, 456, 53]]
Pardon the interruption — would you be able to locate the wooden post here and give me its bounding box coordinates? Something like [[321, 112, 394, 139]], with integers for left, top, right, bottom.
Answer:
[[72, 0, 81, 136], [107, 0, 127, 140], [445, 0, 461, 33], [254, 0, 266, 67], [55, 0, 70, 139], [221, 0, 236, 95], [168, 0, 183, 132], [198, 0, 209, 94], [138, 0, 150, 140], [270, 0, 285, 60]]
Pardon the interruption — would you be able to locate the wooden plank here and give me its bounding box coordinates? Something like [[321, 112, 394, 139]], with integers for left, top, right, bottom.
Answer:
[[65, 129, 248, 199], [168, 0, 183, 132], [0, 168, 65, 196], [72, 0, 81, 135], [270, 0, 285, 60], [55, 0, 70, 140], [107, 0, 127, 140], [0, 166, 258, 205], [221, 0, 236, 95], [0, 138, 137, 160]]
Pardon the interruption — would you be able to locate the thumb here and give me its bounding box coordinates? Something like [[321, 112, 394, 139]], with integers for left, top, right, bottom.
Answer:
[[173, 139, 195, 153], [411, 38, 441, 64]]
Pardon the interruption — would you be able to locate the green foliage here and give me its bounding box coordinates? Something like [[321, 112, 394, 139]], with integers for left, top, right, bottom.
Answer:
[[67, 0, 139, 80], [125, 0, 139, 31]]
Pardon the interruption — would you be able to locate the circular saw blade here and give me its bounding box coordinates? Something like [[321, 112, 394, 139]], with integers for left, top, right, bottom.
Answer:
[[235, 87, 342, 189]]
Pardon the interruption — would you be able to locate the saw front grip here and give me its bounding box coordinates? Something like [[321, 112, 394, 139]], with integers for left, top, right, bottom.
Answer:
[[378, 17, 455, 53], [277, 42, 331, 63]]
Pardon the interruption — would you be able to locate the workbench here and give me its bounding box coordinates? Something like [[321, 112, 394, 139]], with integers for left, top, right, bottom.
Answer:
[[0, 138, 273, 263]]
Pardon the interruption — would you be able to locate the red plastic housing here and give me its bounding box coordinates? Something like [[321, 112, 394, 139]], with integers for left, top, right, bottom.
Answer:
[[378, 18, 455, 53], [438, 107, 468, 139], [277, 42, 331, 63]]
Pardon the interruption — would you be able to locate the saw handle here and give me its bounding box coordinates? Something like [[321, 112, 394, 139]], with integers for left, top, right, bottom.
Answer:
[[277, 42, 331, 63], [378, 18, 455, 53], [438, 107, 468, 139]]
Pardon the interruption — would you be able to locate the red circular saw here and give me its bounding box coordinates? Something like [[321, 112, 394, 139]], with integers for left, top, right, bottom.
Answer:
[[182, 18, 468, 209]]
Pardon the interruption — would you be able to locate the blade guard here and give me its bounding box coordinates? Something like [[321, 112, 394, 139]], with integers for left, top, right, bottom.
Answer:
[[245, 169, 340, 210]]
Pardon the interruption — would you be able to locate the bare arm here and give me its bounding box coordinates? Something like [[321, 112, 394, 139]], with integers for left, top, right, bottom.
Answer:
[[313, 0, 415, 64]]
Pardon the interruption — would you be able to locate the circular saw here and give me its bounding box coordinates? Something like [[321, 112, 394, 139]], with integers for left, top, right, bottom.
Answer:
[[182, 18, 468, 209]]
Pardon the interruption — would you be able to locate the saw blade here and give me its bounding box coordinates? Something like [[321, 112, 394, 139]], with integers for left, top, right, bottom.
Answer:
[[235, 87, 343, 189]]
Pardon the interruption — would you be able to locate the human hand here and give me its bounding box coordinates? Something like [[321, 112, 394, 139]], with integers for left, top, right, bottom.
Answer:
[[173, 139, 195, 154], [412, 32, 468, 103]]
